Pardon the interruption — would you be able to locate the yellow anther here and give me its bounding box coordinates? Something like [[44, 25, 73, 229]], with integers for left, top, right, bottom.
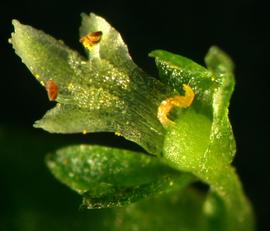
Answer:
[[157, 84, 195, 127], [79, 31, 102, 50]]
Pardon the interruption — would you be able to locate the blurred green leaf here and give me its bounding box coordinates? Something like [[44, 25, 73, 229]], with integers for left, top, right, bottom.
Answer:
[[0, 127, 113, 231], [47, 145, 195, 208], [106, 188, 210, 231]]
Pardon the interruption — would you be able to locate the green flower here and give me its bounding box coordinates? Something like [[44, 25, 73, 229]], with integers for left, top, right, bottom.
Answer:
[[10, 12, 254, 231]]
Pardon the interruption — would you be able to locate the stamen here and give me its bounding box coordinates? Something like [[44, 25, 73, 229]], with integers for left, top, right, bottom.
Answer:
[[158, 84, 195, 127], [46, 79, 58, 101], [79, 31, 103, 50]]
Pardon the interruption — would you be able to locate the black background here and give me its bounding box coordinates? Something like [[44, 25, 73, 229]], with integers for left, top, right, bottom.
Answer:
[[1, 0, 269, 230]]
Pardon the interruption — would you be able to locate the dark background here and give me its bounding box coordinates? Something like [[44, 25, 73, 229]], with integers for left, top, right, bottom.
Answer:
[[1, 0, 269, 230]]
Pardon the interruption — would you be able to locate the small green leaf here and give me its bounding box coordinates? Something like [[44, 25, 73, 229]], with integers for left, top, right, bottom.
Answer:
[[47, 145, 195, 208]]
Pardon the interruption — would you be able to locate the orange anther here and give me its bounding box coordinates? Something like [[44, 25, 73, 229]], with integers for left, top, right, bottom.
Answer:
[[158, 84, 195, 127], [80, 31, 102, 50], [46, 79, 58, 101]]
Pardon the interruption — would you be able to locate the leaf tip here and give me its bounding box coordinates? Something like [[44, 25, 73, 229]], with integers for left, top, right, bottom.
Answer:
[[148, 49, 163, 58], [80, 12, 87, 18], [33, 120, 42, 129], [11, 19, 20, 28], [89, 12, 98, 18], [205, 46, 234, 72], [9, 19, 20, 44]]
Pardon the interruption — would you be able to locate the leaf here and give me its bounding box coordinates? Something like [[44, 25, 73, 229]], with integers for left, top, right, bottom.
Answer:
[[10, 18, 173, 155], [47, 145, 195, 208]]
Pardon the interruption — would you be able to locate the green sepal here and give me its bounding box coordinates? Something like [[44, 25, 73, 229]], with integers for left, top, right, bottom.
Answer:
[[149, 49, 214, 116], [47, 145, 195, 208], [10, 18, 174, 155]]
